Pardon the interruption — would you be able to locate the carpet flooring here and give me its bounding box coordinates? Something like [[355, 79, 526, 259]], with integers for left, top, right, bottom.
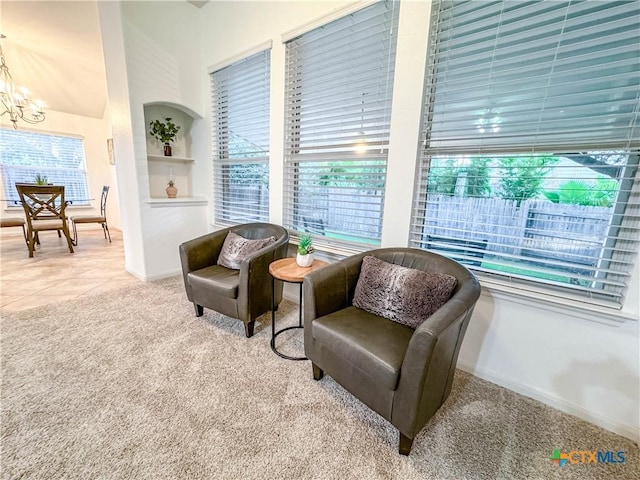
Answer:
[[1, 276, 638, 480]]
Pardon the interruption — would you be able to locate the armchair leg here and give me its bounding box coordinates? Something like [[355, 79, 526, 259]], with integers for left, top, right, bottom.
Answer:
[[312, 363, 324, 380], [398, 433, 413, 456], [194, 304, 204, 317], [244, 320, 255, 338]]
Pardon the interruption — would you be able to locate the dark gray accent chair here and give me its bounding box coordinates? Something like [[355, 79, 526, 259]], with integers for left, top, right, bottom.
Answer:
[[179, 223, 289, 338], [303, 247, 481, 455]]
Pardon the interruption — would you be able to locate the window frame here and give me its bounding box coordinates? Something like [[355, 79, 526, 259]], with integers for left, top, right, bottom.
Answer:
[[410, 0, 640, 309]]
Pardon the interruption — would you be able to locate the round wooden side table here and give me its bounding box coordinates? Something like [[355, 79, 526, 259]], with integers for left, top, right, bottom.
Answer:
[[269, 257, 328, 360]]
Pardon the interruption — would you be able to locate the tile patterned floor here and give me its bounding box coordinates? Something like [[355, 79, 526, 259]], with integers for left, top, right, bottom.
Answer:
[[0, 228, 141, 315]]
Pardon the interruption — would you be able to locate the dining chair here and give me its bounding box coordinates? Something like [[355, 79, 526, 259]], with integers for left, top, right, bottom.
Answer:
[[70, 185, 111, 245], [16, 184, 74, 257], [0, 217, 28, 245]]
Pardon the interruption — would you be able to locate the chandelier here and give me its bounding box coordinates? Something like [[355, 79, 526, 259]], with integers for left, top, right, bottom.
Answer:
[[0, 34, 45, 129]]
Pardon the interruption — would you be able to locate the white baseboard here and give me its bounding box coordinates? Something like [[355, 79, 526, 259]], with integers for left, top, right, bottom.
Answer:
[[457, 360, 640, 445], [144, 268, 182, 281], [124, 265, 181, 282], [124, 264, 146, 281]]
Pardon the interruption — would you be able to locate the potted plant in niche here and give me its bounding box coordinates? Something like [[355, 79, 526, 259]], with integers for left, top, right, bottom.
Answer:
[[149, 117, 181, 156], [296, 233, 314, 267]]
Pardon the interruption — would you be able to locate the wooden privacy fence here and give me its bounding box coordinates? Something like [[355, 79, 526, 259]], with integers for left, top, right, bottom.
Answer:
[[225, 184, 268, 222], [285, 187, 611, 266], [296, 186, 383, 239], [420, 195, 611, 266]]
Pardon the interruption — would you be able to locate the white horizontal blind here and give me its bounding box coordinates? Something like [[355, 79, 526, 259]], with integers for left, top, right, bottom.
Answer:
[[411, 0, 640, 306], [283, 0, 399, 249], [0, 128, 90, 204], [424, 0, 640, 153], [211, 49, 270, 225]]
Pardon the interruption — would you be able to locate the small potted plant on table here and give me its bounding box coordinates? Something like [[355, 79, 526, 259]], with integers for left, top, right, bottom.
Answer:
[[149, 117, 181, 156], [296, 233, 314, 267], [34, 174, 49, 185]]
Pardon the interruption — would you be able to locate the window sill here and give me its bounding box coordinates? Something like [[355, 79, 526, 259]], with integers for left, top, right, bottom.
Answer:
[[289, 233, 379, 259], [478, 276, 638, 326]]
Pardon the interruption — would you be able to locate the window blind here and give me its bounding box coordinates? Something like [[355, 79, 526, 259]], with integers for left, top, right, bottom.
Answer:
[[283, 0, 399, 250], [411, 0, 640, 306], [0, 128, 90, 204], [211, 49, 270, 225]]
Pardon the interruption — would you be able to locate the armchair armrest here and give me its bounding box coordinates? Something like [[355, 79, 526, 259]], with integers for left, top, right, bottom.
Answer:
[[237, 232, 290, 322], [303, 253, 363, 323], [238, 233, 289, 279], [179, 229, 229, 273], [393, 277, 480, 437], [179, 229, 229, 301]]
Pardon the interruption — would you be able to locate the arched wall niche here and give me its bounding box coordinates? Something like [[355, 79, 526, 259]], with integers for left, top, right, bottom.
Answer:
[[143, 102, 202, 199]]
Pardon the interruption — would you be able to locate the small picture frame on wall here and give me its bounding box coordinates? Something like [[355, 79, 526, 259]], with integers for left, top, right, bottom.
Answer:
[[107, 138, 115, 165]]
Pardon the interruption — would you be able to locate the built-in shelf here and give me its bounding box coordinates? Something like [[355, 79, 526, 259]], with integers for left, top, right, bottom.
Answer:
[[144, 103, 200, 198], [147, 154, 195, 163], [146, 197, 208, 207]]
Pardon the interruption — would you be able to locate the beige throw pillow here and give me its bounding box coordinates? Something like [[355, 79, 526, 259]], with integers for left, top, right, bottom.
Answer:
[[352, 255, 457, 329], [217, 232, 276, 270]]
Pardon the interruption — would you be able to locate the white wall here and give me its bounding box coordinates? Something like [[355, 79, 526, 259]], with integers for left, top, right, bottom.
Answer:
[[102, 0, 639, 443], [100, 1, 210, 281], [0, 108, 121, 234], [464, 286, 640, 442]]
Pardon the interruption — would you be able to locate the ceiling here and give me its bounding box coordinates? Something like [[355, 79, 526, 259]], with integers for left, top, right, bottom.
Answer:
[[1, 0, 210, 120], [1, 0, 108, 119]]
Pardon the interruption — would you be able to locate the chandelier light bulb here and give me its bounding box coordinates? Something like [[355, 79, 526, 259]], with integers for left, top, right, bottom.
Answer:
[[0, 34, 46, 129], [32, 100, 45, 114]]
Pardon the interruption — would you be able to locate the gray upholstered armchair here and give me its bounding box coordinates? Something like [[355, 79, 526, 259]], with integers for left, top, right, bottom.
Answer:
[[179, 223, 289, 338], [303, 247, 480, 455]]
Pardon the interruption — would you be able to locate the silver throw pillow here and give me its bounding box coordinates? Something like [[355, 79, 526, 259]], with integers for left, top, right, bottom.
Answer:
[[352, 255, 457, 329], [218, 231, 276, 270]]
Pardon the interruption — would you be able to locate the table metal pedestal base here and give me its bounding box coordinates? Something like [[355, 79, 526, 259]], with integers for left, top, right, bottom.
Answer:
[[271, 279, 307, 361]]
